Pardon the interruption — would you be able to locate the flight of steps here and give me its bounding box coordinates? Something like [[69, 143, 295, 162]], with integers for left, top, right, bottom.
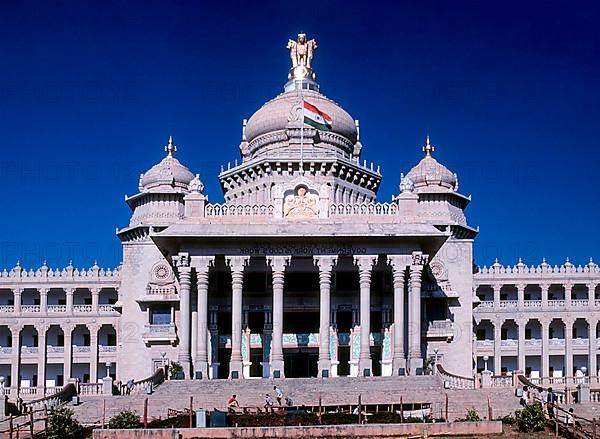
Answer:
[[69, 375, 521, 425]]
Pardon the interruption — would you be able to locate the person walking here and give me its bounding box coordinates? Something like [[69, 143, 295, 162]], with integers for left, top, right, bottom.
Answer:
[[274, 385, 284, 406], [264, 393, 273, 411]]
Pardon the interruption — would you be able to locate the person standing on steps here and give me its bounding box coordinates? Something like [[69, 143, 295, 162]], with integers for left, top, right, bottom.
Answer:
[[264, 393, 273, 412], [274, 385, 284, 406], [227, 394, 240, 413]]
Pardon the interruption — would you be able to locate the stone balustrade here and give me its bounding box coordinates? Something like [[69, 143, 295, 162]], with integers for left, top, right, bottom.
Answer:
[[0, 262, 120, 281], [476, 259, 600, 276], [205, 203, 274, 217], [328, 202, 398, 216]]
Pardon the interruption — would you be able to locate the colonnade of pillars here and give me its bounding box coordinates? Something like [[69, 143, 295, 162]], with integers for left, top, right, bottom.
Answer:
[[172, 251, 428, 379]]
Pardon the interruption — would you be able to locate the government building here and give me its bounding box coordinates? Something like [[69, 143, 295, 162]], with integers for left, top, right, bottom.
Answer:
[[0, 34, 597, 400]]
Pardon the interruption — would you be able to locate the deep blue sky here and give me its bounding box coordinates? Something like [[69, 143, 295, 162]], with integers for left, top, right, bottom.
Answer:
[[0, 0, 598, 269]]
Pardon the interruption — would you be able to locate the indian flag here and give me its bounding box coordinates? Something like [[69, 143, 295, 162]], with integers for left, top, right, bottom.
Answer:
[[303, 101, 332, 131]]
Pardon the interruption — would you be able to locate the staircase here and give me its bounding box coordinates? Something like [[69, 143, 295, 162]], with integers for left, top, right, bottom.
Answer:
[[69, 375, 521, 424]]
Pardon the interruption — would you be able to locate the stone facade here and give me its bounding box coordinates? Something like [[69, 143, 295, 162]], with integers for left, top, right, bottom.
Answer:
[[0, 35, 590, 401]]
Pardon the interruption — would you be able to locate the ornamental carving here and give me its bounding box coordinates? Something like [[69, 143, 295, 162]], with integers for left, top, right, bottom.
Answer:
[[429, 260, 448, 282], [147, 260, 176, 296], [283, 185, 319, 219]]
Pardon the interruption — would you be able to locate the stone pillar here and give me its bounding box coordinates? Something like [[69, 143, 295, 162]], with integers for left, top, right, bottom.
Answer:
[[565, 319, 573, 383], [267, 256, 288, 378], [588, 318, 597, 381], [13, 288, 22, 315], [10, 326, 19, 394], [39, 288, 48, 314], [208, 307, 219, 379], [65, 288, 73, 314], [493, 284, 501, 308], [174, 253, 192, 378], [91, 287, 100, 313], [408, 252, 427, 373], [37, 324, 47, 393], [314, 255, 336, 377], [262, 307, 272, 378], [494, 321, 502, 374], [88, 324, 99, 383], [589, 283, 597, 307], [227, 256, 249, 379], [193, 256, 213, 379], [64, 324, 72, 382], [541, 319, 550, 385], [517, 319, 526, 372], [565, 284, 572, 308], [389, 255, 409, 375], [541, 284, 549, 308], [354, 255, 376, 376], [517, 284, 525, 308]]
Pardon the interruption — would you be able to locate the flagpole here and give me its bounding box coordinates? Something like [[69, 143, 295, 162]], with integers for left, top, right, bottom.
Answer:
[[299, 81, 304, 174]]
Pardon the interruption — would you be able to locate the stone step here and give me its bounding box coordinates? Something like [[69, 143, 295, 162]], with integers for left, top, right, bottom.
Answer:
[[69, 376, 522, 425]]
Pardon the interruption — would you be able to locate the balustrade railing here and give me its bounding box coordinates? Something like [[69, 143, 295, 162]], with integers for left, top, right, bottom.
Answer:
[[477, 300, 494, 308], [0, 305, 14, 313], [436, 364, 475, 389], [205, 203, 274, 217], [524, 339, 542, 347], [47, 304, 66, 313], [20, 346, 38, 354], [99, 304, 115, 312], [490, 375, 513, 387], [548, 299, 565, 307], [523, 300, 542, 307], [73, 304, 93, 313], [72, 345, 91, 353], [46, 346, 64, 354], [99, 345, 117, 353], [328, 202, 398, 216], [79, 382, 103, 395], [499, 300, 518, 308], [549, 338, 565, 346], [571, 299, 589, 307], [23, 383, 77, 412], [500, 339, 518, 347], [21, 305, 40, 313], [0, 347, 12, 354]]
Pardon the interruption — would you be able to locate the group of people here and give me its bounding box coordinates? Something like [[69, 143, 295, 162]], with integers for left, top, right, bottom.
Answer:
[[520, 386, 577, 427], [227, 386, 293, 413]]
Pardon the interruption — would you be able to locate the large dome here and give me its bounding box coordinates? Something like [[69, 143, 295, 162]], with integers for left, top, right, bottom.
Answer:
[[245, 89, 358, 145]]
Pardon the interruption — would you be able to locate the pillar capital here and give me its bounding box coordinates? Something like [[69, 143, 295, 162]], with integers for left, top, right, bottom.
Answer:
[[313, 255, 337, 273], [173, 252, 191, 269], [411, 251, 428, 267], [266, 255, 289, 273], [191, 255, 214, 273], [354, 255, 377, 272]]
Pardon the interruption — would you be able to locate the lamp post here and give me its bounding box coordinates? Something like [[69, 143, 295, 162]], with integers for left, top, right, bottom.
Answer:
[[161, 352, 167, 377], [105, 361, 111, 378], [483, 355, 489, 372]]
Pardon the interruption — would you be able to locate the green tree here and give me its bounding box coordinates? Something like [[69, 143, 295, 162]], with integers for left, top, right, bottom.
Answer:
[[517, 402, 547, 432], [47, 407, 83, 439], [108, 409, 141, 429], [465, 408, 481, 422]]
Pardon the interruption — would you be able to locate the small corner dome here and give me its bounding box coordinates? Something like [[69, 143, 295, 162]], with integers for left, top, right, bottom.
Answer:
[[140, 137, 194, 193], [405, 137, 457, 192]]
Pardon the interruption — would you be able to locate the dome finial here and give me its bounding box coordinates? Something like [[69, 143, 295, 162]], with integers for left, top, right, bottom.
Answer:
[[165, 136, 177, 157], [423, 135, 434, 157]]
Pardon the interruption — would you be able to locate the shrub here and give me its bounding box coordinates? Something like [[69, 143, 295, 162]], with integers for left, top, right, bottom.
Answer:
[[465, 408, 481, 422], [47, 407, 83, 439], [517, 402, 546, 432], [108, 409, 141, 429], [169, 362, 183, 379]]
